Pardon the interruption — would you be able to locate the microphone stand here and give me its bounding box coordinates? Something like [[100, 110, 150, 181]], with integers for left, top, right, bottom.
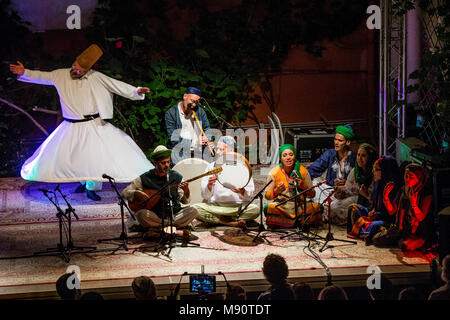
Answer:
[[97, 176, 142, 252], [34, 187, 95, 262], [33, 190, 68, 261], [318, 188, 357, 252], [275, 183, 325, 242], [155, 173, 200, 260], [239, 180, 287, 244], [55, 185, 96, 254]]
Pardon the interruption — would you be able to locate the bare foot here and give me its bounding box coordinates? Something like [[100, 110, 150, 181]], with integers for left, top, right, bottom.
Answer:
[[227, 220, 247, 229]]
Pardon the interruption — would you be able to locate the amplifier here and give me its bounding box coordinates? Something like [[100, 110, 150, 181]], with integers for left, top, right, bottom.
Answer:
[[285, 129, 334, 163]]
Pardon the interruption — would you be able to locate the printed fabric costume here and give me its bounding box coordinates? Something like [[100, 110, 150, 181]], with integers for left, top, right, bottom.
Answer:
[[307, 124, 357, 205], [371, 163, 435, 250], [347, 155, 401, 241], [121, 146, 198, 234], [193, 136, 259, 225], [17, 44, 153, 187], [264, 144, 323, 227], [330, 143, 377, 225], [164, 87, 211, 164]]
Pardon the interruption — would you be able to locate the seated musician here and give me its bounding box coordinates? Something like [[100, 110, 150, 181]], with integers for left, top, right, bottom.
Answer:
[[264, 144, 323, 228], [306, 124, 357, 206], [192, 136, 259, 229], [121, 145, 198, 240]]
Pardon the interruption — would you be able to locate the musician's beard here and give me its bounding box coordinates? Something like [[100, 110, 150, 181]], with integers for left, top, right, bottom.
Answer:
[[156, 167, 170, 177]]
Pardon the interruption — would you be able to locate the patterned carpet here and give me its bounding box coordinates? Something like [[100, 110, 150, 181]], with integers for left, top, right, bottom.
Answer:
[[0, 178, 435, 288]]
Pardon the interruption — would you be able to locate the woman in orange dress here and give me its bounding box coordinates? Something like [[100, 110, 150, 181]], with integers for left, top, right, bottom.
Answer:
[[264, 144, 323, 228]]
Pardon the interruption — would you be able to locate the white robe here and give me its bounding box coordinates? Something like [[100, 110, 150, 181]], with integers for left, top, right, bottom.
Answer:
[[18, 68, 153, 183], [200, 162, 255, 204]]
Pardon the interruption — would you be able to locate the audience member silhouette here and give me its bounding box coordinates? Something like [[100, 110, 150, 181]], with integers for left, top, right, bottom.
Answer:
[[368, 275, 394, 300], [429, 255, 450, 300], [56, 272, 81, 301], [80, 291, 104, 300], [132, 276, 157, 300], [317, 284, 348, 300], [225, 284, 246, 300], [258, 254, 295, 300], [398, 287, 422, 300], [294, 282, 315, 300]]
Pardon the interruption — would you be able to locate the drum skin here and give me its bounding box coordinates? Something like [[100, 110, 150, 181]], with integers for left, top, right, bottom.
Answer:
[[173, 158, 209, 204], [214, 152, 252, 189]]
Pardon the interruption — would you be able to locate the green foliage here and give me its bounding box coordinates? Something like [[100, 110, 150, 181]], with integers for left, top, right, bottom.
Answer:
[[87, 0, 370, 155], [0, 0, 39, 177], [406, 0, 450, 147]]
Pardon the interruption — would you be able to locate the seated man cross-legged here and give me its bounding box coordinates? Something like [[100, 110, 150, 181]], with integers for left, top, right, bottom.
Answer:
[[121, 145, 198, 241], [192, 136, 259, 229]]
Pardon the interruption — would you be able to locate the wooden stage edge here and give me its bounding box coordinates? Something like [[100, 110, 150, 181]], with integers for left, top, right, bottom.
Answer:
[[0, 263, 432, 300]]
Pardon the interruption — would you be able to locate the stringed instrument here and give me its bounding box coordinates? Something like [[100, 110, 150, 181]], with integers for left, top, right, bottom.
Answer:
[[128, 167, 222, 212]]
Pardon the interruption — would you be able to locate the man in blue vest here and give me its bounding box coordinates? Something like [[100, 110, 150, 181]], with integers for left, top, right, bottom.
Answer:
[[307, 124, 357, 207], [165, 87, 213, 164]]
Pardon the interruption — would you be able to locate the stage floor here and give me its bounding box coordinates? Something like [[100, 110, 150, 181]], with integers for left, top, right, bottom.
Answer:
[[0, 176, 436, 300]]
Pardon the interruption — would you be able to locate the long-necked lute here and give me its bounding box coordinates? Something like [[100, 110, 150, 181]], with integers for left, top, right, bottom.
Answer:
[[128, 167, 222, 212]]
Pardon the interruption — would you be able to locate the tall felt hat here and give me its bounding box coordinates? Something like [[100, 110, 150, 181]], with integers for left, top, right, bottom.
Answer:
[[76, 44, 103, 70], [149, 145, 172, 162]]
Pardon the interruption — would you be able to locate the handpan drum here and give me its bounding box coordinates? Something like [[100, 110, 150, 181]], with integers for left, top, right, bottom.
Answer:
[[172, 158, 209, 204], [214, 152, 252, 189]]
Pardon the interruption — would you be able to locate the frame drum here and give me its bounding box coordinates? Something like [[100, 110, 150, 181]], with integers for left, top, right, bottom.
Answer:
[[214, 152, 252, 189], [173, 158, 209, 204]]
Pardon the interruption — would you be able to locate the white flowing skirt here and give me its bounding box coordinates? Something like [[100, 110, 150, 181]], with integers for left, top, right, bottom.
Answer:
[[21, 119, 153, 183]]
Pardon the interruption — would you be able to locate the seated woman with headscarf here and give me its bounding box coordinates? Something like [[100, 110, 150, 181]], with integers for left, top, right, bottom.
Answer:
[[264, 144, 323, 228], [330, 143, 378, 225], [374, 163, 435, 251], [347, 155, 401, 244]]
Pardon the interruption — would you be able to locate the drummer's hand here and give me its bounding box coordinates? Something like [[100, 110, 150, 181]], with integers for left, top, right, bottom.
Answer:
[[207, 176, 217, 191], [274, 182, 285, 197], [231, 188, 245, 196], [179, 181, 190, 198]]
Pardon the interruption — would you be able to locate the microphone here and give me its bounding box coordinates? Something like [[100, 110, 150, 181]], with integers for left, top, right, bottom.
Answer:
[[187, 101, 200, 111], [38, 188, 53, 194], [102, 174, 115, 180]]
